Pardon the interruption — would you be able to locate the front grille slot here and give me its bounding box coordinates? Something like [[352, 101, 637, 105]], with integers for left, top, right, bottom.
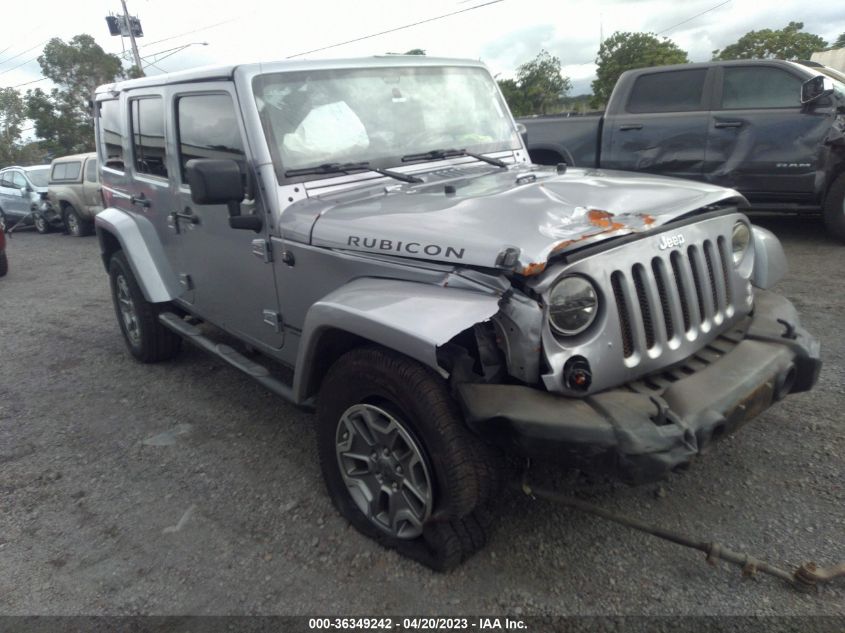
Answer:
[[610, 234, 735, 366], [611, 271, 634, 358]]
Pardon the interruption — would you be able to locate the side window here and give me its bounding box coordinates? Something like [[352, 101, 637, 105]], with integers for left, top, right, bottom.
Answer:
[[627, 69, 708, 113], [85, 158, 97, 182], [0, 172, 11, 188], [130, 96, 168, 178], [176, 93, 245, 184], [721, 67, 802, 109], [98, 99, 125, 171]]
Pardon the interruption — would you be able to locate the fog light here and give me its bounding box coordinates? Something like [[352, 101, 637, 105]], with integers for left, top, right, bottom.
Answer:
[[563, 356, 592, 392]]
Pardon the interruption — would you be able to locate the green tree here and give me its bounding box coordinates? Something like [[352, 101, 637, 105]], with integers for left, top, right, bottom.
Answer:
[[496, 78, 528, 116], [832, 32, 845, 50], [498, 50, 571, 117], [404, 48, 426, 55], [24, 34, 124, 155], [713, 22, 828, 61], [0, 88, 26, 165], [592, 32, 688, 108]]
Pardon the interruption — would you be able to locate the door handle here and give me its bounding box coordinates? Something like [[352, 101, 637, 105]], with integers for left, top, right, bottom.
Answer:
[[619, 124, 643, 131], [130, 194, 151, 208], [714, 121, 743, 128]]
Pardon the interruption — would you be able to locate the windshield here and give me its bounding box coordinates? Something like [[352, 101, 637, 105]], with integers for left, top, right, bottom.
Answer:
[[253, 65, 520, 180], [26, 166, 50, 187]]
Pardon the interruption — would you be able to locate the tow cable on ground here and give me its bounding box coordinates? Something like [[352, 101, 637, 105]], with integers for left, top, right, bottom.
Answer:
[[518, 474, 845, 591]]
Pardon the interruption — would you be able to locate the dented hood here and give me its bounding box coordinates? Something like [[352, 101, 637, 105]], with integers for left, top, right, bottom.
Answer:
[[299, 166, 744, 275]]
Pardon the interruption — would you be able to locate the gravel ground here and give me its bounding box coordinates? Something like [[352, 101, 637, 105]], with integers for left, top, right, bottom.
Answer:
[[0, 215, 842, 617]]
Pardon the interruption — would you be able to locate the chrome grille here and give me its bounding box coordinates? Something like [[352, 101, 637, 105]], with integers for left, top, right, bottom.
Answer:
[[613, 237, 735, 362]]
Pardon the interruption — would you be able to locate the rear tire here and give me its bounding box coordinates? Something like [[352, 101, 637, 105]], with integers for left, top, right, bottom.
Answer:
[[108, 250, 182, 362], [823, 173, 845, 242], [64, 205, 92, 237], [316, 346, 497, 570]]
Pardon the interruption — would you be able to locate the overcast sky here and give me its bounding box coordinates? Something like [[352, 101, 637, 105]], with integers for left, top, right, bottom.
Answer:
[[1, 0, 844, 98]]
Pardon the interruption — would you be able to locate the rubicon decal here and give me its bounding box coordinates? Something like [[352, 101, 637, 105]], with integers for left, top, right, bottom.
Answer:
[[347, 236, 466, 260], [658, 233, 685, 250]]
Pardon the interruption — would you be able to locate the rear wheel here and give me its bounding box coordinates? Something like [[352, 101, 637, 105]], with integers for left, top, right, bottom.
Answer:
[[64, 204, 92, 237], [108, 250, 182, 362], [823, 173, 845, 242], [316, 346, 497, 570]]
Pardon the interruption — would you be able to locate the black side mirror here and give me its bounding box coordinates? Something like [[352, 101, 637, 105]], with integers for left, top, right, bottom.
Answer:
[[186, 159, 244, 207], [801, 75, 834, 105]]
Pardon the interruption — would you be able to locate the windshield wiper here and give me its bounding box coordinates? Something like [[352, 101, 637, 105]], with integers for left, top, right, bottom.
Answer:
[[400, 148, 508, 169], [284, 161, 422, 184]]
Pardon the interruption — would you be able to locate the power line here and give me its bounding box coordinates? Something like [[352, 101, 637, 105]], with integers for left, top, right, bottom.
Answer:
[[0, 53, 42, 78], [286, 0, 506, 58], [11, 77, 48, 89], [0, 40, 49, 68], [655, 0, 731, 36], [136, 14, 247, 51]]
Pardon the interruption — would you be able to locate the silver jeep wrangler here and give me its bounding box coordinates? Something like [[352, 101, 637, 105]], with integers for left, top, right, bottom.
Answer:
[[94, 56, 821, 570]]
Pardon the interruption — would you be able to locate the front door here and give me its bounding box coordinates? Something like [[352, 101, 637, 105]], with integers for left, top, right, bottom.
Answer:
[[704, 65, 829, 203], [603, 67, 711, 180], [166, 85, 283, 349]]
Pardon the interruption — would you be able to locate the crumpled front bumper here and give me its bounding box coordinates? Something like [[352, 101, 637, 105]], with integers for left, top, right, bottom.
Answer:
[[457, 290, 821, 484]]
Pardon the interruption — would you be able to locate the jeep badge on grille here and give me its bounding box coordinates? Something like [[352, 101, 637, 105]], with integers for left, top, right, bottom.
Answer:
[[658, 233, 686, 250]]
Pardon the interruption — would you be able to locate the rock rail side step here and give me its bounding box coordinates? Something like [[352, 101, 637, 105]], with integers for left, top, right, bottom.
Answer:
[[158, 311, 297, 403]]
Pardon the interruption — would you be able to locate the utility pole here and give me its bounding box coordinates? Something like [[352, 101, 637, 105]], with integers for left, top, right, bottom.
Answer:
[[120, 0, 144, 76]]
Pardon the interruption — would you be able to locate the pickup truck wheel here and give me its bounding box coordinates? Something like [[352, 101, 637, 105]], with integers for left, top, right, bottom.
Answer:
[[316, 347, 495, 570], [108, 250, 182, 363], [823, 174, 845, 242], [64, 205, 92, 237], [34, 214, 50, 234]]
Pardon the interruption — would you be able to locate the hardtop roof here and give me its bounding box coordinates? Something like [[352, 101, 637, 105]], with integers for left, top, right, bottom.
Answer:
[[94, 55, 489, 99]]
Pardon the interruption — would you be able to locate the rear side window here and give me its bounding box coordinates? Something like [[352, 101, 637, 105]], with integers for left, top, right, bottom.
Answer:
[[85, 158, 97, 182], [51, 162, 81, 182], [131, 97, 168, 178], [0, 172, 12, 188], [627, 69, 708, 113], [98, 99, 125, 171], [721, 67, 802, 109], [176, 93, 245, 184]]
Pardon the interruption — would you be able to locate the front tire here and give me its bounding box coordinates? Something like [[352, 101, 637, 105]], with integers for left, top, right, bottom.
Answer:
[[108, 251, 182, 362], [823, 173, 845, 243], [64, 205, 92, 237], [34, 214, 50, 234], [316, 346, 496, 570]]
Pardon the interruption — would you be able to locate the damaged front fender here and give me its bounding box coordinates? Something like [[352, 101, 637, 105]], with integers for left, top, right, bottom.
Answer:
[[293, 278, 501, 402]]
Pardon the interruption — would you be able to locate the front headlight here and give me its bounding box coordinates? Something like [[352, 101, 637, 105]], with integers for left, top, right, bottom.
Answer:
[[548, 276, 598, 336], [731, 221, 751, 265]]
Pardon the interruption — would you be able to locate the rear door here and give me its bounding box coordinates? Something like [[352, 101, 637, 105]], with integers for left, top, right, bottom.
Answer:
[[603, 67, 712, 180], [9, 170, 31, 215], [166, 84, 283, 349], [704, 64, 826, 202]]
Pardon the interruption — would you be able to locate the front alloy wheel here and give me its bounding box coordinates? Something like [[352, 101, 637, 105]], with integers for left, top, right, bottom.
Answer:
[[336, 403, 433, 539], [34, 214, 49, 234]]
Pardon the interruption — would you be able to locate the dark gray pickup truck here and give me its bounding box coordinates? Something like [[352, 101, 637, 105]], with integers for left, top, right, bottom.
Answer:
[[520, 60, 845, 240]]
